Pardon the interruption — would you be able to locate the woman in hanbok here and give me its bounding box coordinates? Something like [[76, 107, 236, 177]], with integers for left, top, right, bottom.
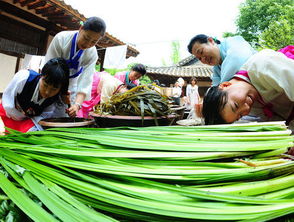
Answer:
[[187, 34, 255, 86], [0, 58, 69, 132], [77, 72, 127, 118], [201, 46, 294, 126], [44, 16, 106, 117], [186, 77, 200, 110], [114, 63, 146, 89]]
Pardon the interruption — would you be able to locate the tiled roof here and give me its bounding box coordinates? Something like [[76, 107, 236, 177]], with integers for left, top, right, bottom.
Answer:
[[147, 64, 212, 78], [147, 57, 213, 79], [176, 55, 197, 66]]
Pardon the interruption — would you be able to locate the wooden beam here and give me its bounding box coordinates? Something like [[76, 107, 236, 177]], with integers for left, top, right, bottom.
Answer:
[[45, 14, 68, 20], [28, 0, 47, 9], [0, 14, 44, 48], [47, 0, 85, 22], [42, 11, 64, 17], [49, 17, 76, 26], [0, 49, 25, 58], [39, 30, 49, 55], [0, 1, 50, 28], [13, 0, 21, 4], [20, 0, 37, 7], [15, 56, 21, 73], [35, 6, 56, 14]]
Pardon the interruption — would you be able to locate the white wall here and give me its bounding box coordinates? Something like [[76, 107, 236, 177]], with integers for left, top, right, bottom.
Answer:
[[0, 53, 17, 93]]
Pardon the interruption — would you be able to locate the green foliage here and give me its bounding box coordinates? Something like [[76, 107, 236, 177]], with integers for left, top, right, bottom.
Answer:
[[170, 41, 181, 65], [104, 63, 139, 76], [222, 32, 238, 38], [95, 64, 101, 71], [259, 16, 293, 50], [236, 0, 293, 46], [104, 68, 127, 76], [140, 75, 152, 85]]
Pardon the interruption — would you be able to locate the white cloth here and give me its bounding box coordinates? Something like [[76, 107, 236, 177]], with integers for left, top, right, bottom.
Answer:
[[172, 86, 182, 97], [103, 45, 127, 69], [44, 30, 98, 102], [2, 70, 56, 127], [186, 84, 199, 110], [22, 54, 45, 72], [243, 49, 294, 122], [98, 72, 124, 103]]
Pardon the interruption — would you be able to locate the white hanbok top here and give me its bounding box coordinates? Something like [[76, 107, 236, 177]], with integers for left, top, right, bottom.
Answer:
[[186, 84, 199, 109], [242, 49, 294, 122], [45, 30, 98, 102], [98, 72, 124, 103], [2, 70, 56, 129]]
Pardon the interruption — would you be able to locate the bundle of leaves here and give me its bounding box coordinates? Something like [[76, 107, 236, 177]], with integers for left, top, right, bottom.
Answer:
[[0, 167, 31, 222], [94, 85, 172, 118]]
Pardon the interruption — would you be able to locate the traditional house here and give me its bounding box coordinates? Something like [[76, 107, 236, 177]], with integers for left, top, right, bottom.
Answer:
[[146, 55, 212, 96], [0, 0, 139, 93]]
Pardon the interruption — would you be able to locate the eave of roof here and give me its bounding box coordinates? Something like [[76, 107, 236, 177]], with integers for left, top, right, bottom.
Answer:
[[10, 0, 139, 57]]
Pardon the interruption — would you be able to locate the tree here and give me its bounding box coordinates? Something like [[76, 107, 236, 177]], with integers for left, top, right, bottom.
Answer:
[[222, 32, 238, 38], [170, 40, 181, 65], [236, 0, 293, 46], [259, 13, 293, 50]]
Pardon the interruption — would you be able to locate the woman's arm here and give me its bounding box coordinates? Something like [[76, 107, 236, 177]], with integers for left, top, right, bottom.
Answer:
[[220, 37, 255, 83], [2, 70, 29, 120]]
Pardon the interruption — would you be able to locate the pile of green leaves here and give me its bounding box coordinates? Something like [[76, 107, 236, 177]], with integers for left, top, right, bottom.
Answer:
[[0, 122, 293, 221], [95, 85, 171, 118]]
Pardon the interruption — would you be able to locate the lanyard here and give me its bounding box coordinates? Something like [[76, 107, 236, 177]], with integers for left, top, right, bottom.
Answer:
[[67, 32, 84, 79]]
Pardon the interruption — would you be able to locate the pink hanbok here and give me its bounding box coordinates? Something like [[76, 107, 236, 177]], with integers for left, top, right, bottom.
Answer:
[[77, 72, 103, 118], [77, 72, 123, 118]]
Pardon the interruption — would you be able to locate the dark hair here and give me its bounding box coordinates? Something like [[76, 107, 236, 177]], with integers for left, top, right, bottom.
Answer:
[[190, 77, 198, 84], [202, 86, 227, 125], [131, 63, 146, 76], [83, 16, 106, 35], [187, 34, 221, 54], [41, 58, 69, 95]]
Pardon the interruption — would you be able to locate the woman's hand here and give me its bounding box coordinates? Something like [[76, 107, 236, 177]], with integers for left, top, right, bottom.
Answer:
[[66, 92, 85, 117], [66, 103, 81, 118]]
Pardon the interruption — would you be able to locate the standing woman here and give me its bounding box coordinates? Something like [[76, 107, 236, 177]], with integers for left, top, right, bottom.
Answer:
[[186, 77, 200, 110], [114, 63, 146, 89], [187, 34, 255, 86], [44, 16, 106, 117]]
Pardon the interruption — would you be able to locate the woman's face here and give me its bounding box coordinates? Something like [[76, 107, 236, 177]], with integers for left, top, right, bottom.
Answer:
[[129, 71, 142, 81], [191, 38, 221, 66], [39, 78, 61, 99], [219, 81, 259, 123], [77, 29, 103, 50]]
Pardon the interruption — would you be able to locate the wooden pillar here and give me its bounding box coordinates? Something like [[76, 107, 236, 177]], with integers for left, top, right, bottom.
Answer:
[[97, 48, 106, 71], [15, 56, 21, 73]]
